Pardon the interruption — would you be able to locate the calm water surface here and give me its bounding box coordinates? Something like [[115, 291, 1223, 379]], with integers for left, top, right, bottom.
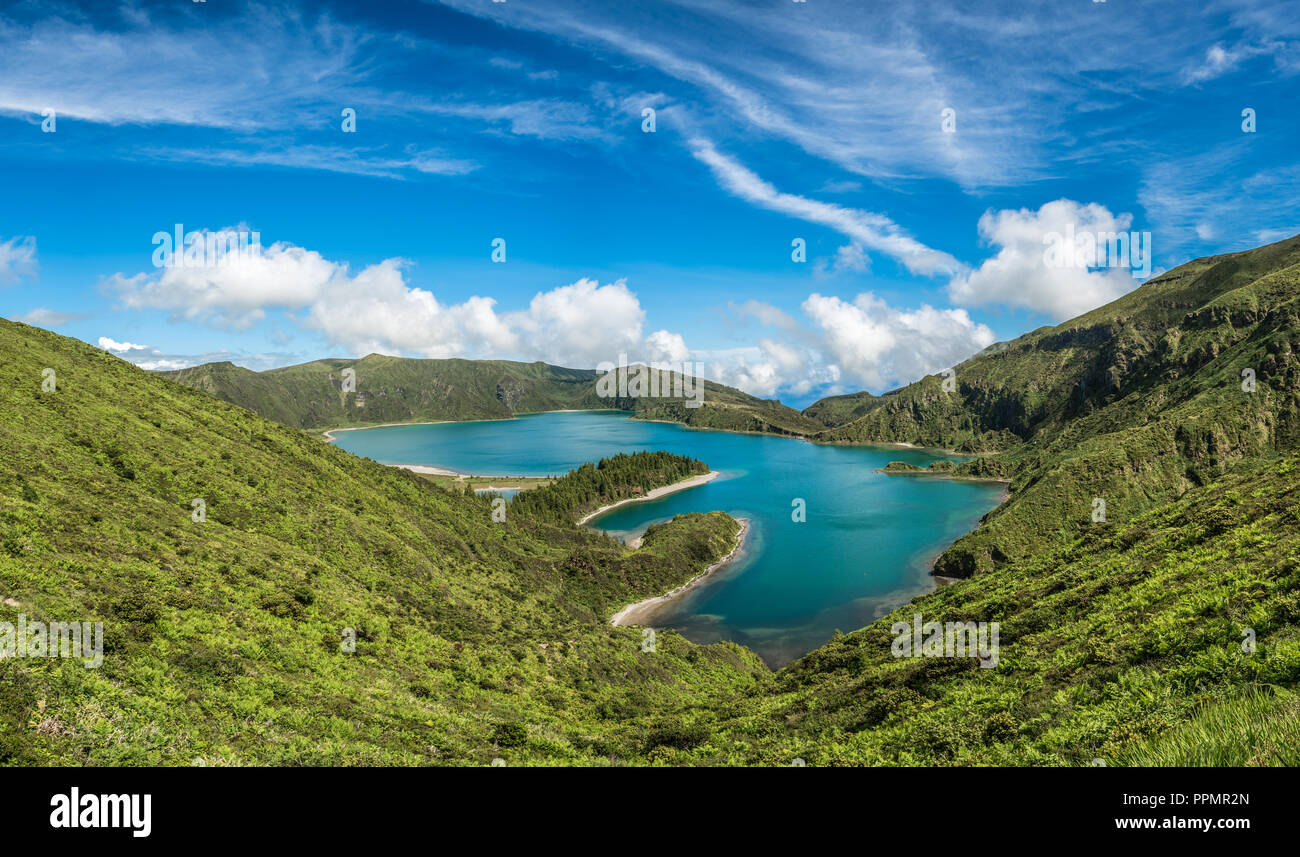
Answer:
[[332, 411, 1002, 666]]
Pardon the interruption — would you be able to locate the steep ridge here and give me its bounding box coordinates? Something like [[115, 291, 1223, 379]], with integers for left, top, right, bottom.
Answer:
[[820, 234, 1300, 577], [164, 354, 821, 436]]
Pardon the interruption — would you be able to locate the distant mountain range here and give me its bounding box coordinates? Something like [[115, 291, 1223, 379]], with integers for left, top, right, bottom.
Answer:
[[162, 354, 826, 436]]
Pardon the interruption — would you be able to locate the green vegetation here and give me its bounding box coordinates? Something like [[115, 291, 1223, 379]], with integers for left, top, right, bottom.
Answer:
[[703, 456, 1300, 765], [411, 474, 554, 494], [0, 318, 761, 766], [880, 460, 958, 474], [510, 452, 707, 526], [818, 234, 1300, 579], [1119, 689, 1300, 767], [165, 355, 819, 435], [4, 232, 1300, 766], [799, 391, 879, 427]]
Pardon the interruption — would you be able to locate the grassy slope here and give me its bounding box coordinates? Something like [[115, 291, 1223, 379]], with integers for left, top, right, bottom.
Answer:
[[818, 235, 1300, 578], [0, 318, 764, 766], [695, 457, 1300, 766], [799, 391, 880, 428]]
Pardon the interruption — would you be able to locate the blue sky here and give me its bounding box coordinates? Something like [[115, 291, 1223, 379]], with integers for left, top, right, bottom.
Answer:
[[1, 0, 1297, 405]]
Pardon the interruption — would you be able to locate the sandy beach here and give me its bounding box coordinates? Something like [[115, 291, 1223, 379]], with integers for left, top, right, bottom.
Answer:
[[576, 470, 720, 525], [321, 421, 448, 443], [610, 517, 749, 627]]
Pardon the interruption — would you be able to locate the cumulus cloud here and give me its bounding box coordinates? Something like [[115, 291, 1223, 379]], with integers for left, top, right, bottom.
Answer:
[[702, 293, 995, 397], [96, 337, 198, 371], [0, 236, 37, 282], [802, 293, 996, 390], [96, 336, 296, 372], [504, 278, 646, 366], [111, 239, 343, 329], [107, 231, 997, 399], [109, 231, 679, 369], [702, 340, 839, 400], [947, 199, 1143, 320]]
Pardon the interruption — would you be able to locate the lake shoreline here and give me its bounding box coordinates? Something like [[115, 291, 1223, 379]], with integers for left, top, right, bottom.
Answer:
[[610, 517, 750, 627], [321, 410, 991, 459], [576, 471, 720, 525], [328, 410, 1004, 665], [319, 409, 627, 443], [877, 468, 1012, 486]]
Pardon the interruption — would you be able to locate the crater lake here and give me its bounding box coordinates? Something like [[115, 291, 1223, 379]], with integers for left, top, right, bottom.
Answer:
[[330, 410, 1004, 666]]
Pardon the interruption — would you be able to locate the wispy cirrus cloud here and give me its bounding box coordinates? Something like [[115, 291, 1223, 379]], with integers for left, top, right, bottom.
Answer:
[[0, 4, 609, 177], [431, 0, 1034, 188], [1139, 144, 1300, 256], [0, 7, 366, 130], [0, 236, 37, 283], [690, 139, 963, 277], [20, 307, 85, 327], [140, 144, 480, 180]]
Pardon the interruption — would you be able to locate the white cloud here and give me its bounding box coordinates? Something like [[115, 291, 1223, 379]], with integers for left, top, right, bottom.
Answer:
[[802, 293, 995, 390], [109, 232, 676, 370], [20, 307, 85, 327], [96, 337, 297, 372], [817, 180, 863, 194], [690, 139, 963, 277], [0, 236, 37, 282], [111, 239, 345, 329], [0, 10, 362, 130], [142, 145, 480, 180], [97, 338, 191, 371], [695, 342, 832, 400], [699, 293, 994, 396], [433, 0, 1037, 188], [644, 329, 691, 363], [98, 337, 149, 353], [504, 278, 646, 365], [816, 242, 870, 276], [947, 200, 1142, 320], [1182, 41, 1284, 83]]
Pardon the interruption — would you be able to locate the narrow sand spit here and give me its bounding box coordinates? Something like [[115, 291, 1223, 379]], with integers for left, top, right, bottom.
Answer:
[[577, 471, 720, 525], [321, 421, 450, 443], [610, 517, 749, 627]]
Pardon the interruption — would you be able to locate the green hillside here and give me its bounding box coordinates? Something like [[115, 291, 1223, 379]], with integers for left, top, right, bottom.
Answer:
[[0, 318, 762, 765], [816, 234, 1300, 578], [163, 354, 821, 436], [799, 390, 880, 427], [703, 456, 1300, 765]]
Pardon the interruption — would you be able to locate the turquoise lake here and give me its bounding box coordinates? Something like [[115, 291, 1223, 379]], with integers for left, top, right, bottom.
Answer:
[[331, 410, 1004, 666]]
